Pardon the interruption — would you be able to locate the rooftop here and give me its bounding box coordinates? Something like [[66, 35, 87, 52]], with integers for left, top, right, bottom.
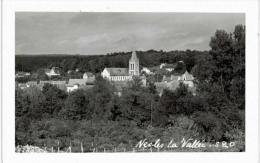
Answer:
[[105, 68, 129, 76]]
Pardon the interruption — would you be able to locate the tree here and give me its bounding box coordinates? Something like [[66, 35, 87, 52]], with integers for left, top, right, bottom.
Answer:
[[120, 88, 154, 127], [31, 68, 49, 81], [147, 82, 157, 94], [193, 25, 245, 108], [60, 89, 92, 120], [91, 75, 116, 120], [15, 86, 46, 145], [229, 25, 245, 108], [42, 83, 67, 116], [128, 76, 143, 91], [189, 25, 245, 141], [159, 89, 178, 115], [15, 86, 46, 119]]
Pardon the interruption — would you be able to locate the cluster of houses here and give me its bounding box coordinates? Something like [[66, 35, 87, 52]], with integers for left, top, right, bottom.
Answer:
[[17, 72, 95, 93], [15, 72, 31, 78], [16, 51, 195, 95], [155, 70, 195, 96], [101, 51, 195, 95]]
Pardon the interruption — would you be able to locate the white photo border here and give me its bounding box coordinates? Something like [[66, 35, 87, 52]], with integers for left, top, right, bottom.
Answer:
[[2, 0, 259, 163]]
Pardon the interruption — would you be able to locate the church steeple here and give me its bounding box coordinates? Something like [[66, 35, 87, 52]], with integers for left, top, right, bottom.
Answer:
[[129, 51, 140, 76]]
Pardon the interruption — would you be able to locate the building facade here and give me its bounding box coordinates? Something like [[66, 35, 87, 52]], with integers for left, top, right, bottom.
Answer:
[[156, 70, 195, 96], [101, 51, 140, 82], [45, 67, 60, 77]]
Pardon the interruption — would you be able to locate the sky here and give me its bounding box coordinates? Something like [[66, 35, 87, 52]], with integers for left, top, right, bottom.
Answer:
[[15, 12, 245, 55]]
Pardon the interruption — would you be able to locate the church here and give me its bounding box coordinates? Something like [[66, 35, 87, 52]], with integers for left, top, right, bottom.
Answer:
[[101, 51, 140, 81]]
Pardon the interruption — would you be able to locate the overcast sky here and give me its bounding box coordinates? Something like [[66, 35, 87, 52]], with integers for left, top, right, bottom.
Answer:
[[15, 12, 244, 55]]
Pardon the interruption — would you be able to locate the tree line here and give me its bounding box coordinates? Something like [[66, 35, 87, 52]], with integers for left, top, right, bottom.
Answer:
[[16, 49, 207, 74]]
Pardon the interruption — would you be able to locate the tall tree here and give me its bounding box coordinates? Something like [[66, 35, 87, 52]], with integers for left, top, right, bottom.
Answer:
[[60, 89, 92, 120], [42, 83, 67, 116]]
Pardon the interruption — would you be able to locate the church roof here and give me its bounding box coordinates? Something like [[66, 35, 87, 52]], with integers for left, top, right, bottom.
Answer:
[[105, 68, 129, 76]]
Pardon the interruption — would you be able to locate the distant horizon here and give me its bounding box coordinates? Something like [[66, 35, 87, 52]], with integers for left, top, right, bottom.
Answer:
[[15, 48, 209, 56], [16, 12, 244, 55]]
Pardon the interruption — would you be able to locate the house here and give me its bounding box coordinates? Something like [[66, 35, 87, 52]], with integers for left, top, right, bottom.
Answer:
[[83, 72, 95, 79], [26, 81, 38, 87], [140, 75, 147, 87], [15, 72, 31, 78], [160, 63, 176, 72], [101, 51, 141, 82], [67, 70, 73, 74], [17, 81, 37, 89], [18, 83, 30, 89], [37, 80, 67, 91], [39, 80, 66, 85], [45, 67, 60, 77], [163, 71, 193, 83], [156, 70, 195, 96], [66, 84, 79, 93], [155, 80, 180, 96], [141, 67, 153, 75], [55, 84, 67, 92], [66, 82, 94, 93], [66, 78, 95, 93], [68, 79, 88, 86], [178, 70, 194, 87]]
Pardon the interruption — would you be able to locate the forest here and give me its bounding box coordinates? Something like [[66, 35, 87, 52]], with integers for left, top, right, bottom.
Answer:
[[15, 25, 245, 152], [15, 49, 207, 75]]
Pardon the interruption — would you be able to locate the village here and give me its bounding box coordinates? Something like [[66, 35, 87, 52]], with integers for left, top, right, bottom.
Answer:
[[12, 11, 246, 154], [15, 51, 195, 95]]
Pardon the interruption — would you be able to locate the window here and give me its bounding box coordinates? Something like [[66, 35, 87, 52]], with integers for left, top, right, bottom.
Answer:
[[131, 64, 134, 70]]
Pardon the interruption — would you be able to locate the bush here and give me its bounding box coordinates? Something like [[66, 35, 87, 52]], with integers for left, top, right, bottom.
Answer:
[[192, 111, 224, 141]]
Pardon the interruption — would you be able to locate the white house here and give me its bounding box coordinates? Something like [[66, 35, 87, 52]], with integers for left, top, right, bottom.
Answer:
[[18, 83, 30, 89], [45, 67, 60, 77], [83, 72, 95, 79], [179, 71, 194, 87], [66, 84, 79, 93], [160, 63, 175, 72], [141, 67, 153, 75], [15, 72, 31, 78]]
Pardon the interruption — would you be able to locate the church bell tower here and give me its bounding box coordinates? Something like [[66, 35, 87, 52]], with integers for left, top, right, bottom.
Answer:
[[129, 51, 140, 76]]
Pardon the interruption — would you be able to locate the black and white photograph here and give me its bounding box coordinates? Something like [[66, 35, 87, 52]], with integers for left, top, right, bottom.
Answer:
[[2, 0, 260, 163], [14, 12, 246, 153]]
